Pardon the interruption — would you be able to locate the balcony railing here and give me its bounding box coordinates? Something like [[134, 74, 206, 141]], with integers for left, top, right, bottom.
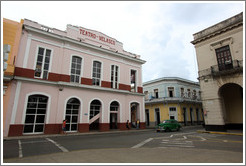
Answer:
[[198, 60, 243, 78], [145, 95, 202, 104]]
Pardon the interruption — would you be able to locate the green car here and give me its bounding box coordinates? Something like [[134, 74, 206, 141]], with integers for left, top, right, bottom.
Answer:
[[156, 119, 182, 132]]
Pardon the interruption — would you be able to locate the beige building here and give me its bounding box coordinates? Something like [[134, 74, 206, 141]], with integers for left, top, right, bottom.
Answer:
[[191, 12, 243, 131]]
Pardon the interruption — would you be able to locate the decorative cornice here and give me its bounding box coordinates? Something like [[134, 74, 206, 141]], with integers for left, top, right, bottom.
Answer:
[[143, 77, 199, 86], [191, 12, 243, 45]]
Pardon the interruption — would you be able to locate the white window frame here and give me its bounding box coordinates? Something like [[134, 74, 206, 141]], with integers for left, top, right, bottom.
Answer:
[[34, 46, 53, 79], [65, 98, 80, 132], [23, 95, 49, 134], [92, 60, 102, 86], [70, 56, 83, 83], [169, 107, 177, 120], [130, 69, 137, 92], [167, 87, 175, 97], [111, 65, 119, 89]]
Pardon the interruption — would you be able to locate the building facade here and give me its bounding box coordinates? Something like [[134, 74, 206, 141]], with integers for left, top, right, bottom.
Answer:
[[3, 18, 23, 136], [4, 19, 146, 137], [143, 77, 203, 128], [191, 12, 243, 131]]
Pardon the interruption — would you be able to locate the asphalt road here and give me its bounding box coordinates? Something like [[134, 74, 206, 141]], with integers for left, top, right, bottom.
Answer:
[[3, 126, 243, 163]]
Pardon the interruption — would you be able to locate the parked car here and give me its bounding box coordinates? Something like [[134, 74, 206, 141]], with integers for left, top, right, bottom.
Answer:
[[156, 119, 182, 132]]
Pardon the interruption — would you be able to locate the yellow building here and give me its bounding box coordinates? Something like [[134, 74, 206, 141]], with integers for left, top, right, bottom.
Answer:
[[3, 18, 23, 134], [143, 77, 204, 127]]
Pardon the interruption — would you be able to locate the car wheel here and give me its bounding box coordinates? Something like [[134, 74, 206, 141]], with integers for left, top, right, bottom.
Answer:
[[177, 127, 180, 131], [166, 128, 170, 132]]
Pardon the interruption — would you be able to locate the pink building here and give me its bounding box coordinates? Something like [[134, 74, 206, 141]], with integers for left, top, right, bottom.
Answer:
[[4, 19, 146, 137]]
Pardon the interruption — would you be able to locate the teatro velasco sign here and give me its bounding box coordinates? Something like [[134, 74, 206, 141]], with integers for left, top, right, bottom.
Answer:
[[66, 24, 126, 54]]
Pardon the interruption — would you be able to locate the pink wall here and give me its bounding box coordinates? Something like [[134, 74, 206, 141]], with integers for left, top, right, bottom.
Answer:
[[4, 19, 145, 137]]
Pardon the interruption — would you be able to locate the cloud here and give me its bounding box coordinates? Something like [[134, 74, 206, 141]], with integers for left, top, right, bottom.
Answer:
[[2, 1, 244, 83]]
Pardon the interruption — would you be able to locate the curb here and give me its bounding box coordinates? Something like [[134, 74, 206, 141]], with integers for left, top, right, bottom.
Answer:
[[197, 130, 243, 136], [3, 128, 154, 141]]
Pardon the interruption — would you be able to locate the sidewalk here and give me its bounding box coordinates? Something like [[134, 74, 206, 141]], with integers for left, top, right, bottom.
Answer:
[[3, 128, 154, 141], [4, 125, 243, 140], [197, 129, 243, 136]]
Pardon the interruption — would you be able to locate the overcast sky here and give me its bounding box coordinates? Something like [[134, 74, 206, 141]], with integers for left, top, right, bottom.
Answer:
[[1, 1, 244, 83]]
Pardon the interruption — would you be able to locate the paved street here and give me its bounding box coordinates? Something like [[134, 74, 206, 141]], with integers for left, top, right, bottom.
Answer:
[[3, 126, 243, 163]]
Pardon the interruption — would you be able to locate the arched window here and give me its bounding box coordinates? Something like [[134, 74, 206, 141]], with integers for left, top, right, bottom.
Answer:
[[65, 98, 80, 131], [24, 95, 48, 134], [110, 101, 119, 112], [110, 101, 119, 129], [90, 100, 101, 119]]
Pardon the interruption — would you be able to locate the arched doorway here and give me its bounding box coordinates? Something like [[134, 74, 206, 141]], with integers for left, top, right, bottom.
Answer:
[[130, 102, 139, 128], [219, 83, 243, 129], [65, 98, 80, 132], [110, 101, 119, 129], [23, 95, 48, 134], [89, 99, 101, 130]]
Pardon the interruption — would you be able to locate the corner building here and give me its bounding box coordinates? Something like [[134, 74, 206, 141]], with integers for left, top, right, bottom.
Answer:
[[5, 19, 146, 137], [143, 77, 203, 128], [191, 13, 243, 131]]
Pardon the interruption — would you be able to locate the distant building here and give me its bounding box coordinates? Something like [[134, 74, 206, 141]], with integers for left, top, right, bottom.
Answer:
[[3, 18, 23, 136], [4, 18, 145, 137], [143, 77, 203, 128], [191, 12, 243, 131]]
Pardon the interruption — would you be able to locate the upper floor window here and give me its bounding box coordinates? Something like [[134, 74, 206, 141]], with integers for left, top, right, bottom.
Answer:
[[180, 88, 185, 98], [92, 61, 101, 86], [154, 89, 159, 98], [215, 45, 232, 71], [168, 87, 174, 97], [34, 47, 51, 79], [70, 56, 82, 83], [111, 65, 119, 89], [131, 70, 137, 92], [187, 89, 191, 98]]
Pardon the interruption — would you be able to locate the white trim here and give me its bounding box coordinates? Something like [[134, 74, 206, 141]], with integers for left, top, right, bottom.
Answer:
[[69, 55, 84, 84], [110, 64, 120, 89], [88, 98, 104, 123], [169, 106, 178, 120], [167, 86, 175, 98], [33, 46, 54, 79], [108, 99, 121, 124], [129, 101, 141, 123], [23, 35, 32, 68], [11, 81, 22, 124], [91, 60, 103, 86], [22, 92, 51, 124], [14, 76, 145, 96], [130, 69, 138, 92], [63, 96, 83, 124]]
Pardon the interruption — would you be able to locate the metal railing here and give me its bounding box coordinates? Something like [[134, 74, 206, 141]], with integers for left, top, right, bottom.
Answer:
[[198, 60, 243, 78]]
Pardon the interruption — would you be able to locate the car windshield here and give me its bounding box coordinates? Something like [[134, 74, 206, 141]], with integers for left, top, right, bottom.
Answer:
[[163, 120, 170, 123]]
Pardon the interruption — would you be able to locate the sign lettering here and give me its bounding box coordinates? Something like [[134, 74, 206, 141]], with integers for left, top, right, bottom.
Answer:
[[79, 28, 115, 45]]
